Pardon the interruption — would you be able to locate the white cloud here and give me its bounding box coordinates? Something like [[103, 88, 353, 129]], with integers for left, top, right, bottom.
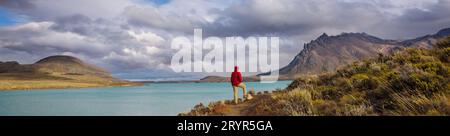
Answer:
[[145, 46, 160, 54], [128, 30, 165, 46], [0, 21, 53, 31]]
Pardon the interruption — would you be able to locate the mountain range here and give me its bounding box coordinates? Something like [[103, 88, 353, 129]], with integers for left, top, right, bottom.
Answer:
[[273, 28, 450, 79]]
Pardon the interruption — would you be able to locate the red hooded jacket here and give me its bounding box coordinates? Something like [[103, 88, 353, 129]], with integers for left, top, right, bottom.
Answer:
[[231, 66, 243, 86]]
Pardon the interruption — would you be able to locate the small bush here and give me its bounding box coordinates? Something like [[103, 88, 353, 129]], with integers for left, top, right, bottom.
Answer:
[[272, 89, 314, 115], [312, 100, 338, 115]]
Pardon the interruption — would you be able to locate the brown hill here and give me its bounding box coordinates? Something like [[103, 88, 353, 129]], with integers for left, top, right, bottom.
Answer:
[[0, 55, 137, 90], [34, 55, 111, 77]]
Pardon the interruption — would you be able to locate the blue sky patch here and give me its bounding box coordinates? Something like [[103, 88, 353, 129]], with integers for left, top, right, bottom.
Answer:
[[0, 8, 19, 26], [148, 0, 170, 5]]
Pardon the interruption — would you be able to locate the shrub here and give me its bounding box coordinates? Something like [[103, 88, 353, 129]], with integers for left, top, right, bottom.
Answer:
[[351, 74, 379, 90], [318, 86, 341, 100], [339, 93, 366, 105], [365, 88, 394, 113], [413, 61, 445, 75], [272, 89, 314, 115], [333, 77, 353, 93], [312, 100, 337, 115]]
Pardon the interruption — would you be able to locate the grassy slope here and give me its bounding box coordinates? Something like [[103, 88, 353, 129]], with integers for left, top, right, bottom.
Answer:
[[181, 37, 450, 116], [0, 73, 138, 90]]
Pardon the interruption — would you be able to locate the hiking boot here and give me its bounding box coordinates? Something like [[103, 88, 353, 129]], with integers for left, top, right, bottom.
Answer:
[[246, 94, 253, 100]]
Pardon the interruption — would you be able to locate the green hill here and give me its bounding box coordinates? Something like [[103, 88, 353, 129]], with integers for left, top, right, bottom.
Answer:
[[182, 36, 450, 116]]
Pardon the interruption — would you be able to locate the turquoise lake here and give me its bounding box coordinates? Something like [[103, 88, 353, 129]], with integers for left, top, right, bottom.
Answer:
[[0, 81, 291, 116]]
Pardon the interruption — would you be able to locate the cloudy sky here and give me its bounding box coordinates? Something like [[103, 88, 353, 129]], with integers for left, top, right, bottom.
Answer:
[[0, 0, 449, 80]]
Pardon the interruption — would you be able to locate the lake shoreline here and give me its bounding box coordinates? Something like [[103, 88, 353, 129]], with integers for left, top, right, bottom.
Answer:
[[0, 80, 142, 91], [0, 78, 291, 91]]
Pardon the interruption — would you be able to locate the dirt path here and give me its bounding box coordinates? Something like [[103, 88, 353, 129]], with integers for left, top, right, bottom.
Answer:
[[223, 101, 251, 116], [216, 94, 271, 116], [180, 93, 275, 116]]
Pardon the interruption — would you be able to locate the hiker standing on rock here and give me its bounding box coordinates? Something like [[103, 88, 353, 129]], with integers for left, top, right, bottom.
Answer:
[[231, 66, 248, 104]]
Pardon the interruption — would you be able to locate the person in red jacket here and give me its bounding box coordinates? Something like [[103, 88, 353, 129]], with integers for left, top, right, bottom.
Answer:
[[231, 66, 247, 104]]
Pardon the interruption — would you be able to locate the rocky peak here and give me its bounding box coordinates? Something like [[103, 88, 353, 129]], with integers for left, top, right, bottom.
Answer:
[[304, 32, 386, 51], [318, 33, 329, 39]]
